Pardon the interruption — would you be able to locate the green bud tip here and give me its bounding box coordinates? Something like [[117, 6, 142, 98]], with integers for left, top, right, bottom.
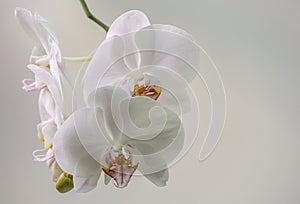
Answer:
[[55, 172, 74, 193]]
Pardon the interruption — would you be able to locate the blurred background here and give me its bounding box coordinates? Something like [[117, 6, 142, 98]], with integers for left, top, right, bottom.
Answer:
[[1, 0, 299, 203]]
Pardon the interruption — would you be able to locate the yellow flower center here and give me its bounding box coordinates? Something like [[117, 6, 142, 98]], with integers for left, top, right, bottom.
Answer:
[[131, 84, 162, 100]]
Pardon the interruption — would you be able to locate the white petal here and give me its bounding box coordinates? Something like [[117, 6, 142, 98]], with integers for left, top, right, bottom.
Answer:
[[106, 10, 150, 39], [73, 173, 101, 193], [41, 123, 57, 146], [37, 119, 57, 147], [15, 7, 57, 55], [53, 108, 110, 177], [115, 96, 171, 140], [60, 70, 73, 118], [127, 96, 181, 143], [106, 10, 150, 70], [53, 111, 102, 177], [28, 64, 63, 111], [133, 28, 200, 83], [82, 37, 131, 102], [129, 123, 184, 175], [144, 24, 194, 40], [38, 88, 56, 121], [15, 7, 44, 54], [34, 12, 58, 45], [49, 42, 62, 91], [87, 86, 127, 143]]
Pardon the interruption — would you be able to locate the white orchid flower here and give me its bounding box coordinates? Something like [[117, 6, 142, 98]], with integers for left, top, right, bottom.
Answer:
[[15, 8, 62, 92], [83, 10, 201, 115], [83, 10, 227, 161], [53, 86, 184, 192]]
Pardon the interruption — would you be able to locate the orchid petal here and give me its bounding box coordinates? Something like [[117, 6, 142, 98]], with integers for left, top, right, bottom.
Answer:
[[53, 108, 109, 177], [114, 96, 170, 141], [126, 96, 182, 142], [106, 10, 150, 39], [59, 70, 73, 118], [144, 24, 194, 40], [30, 65, 64, 126], [49, 41, 62, 91], [73, 173, 101, 193], [86, 87, 128, 144], [128, 124, 184, 175], [15, 8, 58, 55], [106, 10, 150, 69], [82, 37, 130, 102], [15, 8, 45, 54], [34, 11, 58, 45], [133, 29, 200, 83], [28, 64, 62, 112], [38, 89, 56, 121], [33, 148, 54, 162], [22, 78, 46, 92], [38, 122, 57, 147]]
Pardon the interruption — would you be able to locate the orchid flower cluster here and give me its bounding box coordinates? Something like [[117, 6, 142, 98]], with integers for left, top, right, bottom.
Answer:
[[16, 2, 226, 194]]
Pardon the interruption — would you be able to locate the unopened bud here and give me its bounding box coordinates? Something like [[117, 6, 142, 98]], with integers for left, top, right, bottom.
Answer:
[[55, 172, 74, 193]]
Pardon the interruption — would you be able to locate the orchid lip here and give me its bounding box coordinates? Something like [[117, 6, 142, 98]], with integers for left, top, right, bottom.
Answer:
[[22, 79, 47, 92], [33, 148, 54, 162], [30, 55, 51, 68], [129, 74, 162, 100], [102, 147, 138, 188], [131, 83, 162, 100]]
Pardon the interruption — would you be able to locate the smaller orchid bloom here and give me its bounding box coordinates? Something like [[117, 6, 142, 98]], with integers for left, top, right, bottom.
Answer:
[[15, 8, 62, 93], [53, 86, 184, 192], [83, 10, 201, 115], [15, 8, 73, 120]]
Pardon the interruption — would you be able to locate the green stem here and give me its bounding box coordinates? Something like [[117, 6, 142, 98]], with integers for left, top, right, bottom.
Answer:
[[63, 56, 92, 62], [79, 0, 110, 32]]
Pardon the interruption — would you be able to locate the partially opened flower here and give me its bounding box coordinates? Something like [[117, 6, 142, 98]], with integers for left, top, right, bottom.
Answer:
[[15, 8, 62, 92], [83, 10, 201, 115], [15, 7, 72, 120], [53, 86, 184, 192]]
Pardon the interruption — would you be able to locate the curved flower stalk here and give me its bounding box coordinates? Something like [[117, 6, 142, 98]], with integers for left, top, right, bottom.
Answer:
[[53, 86, 184, 192], [15, 8, 74, 192]]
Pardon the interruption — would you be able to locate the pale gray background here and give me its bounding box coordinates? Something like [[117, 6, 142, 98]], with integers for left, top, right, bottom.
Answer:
[[1, 0, 299, 203]]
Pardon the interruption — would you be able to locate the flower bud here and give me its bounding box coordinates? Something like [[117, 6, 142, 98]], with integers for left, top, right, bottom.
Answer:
[[55, 172, 74, 193]]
